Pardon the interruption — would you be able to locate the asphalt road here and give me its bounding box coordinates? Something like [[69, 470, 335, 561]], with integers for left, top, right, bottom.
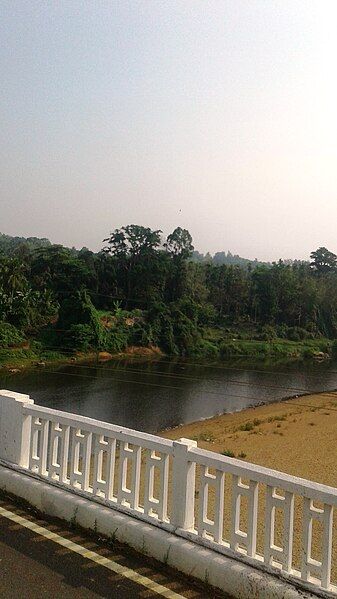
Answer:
[[0, 496, 228, 599]]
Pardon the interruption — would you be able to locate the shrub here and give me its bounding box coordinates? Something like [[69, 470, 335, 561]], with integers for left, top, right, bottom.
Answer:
[[219, 341, 240, 359], [105, 327, 129, 353], [239, 421, 254, 432], [287, 326, 311, 341], [0, 322, 25, 348], [189, 339, 219, 359], [302, 347, 317, 358], [260, 325, 277, 341], [67, 324, 96, 351], [221, 449, 235, 458]]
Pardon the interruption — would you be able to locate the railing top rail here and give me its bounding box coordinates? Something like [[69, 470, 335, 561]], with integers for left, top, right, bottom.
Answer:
[[189, 446, 337, 505], [23, 403, 173, 453]]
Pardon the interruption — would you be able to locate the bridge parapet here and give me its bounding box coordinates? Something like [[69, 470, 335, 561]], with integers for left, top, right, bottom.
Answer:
[[0, 389, 336, 597]]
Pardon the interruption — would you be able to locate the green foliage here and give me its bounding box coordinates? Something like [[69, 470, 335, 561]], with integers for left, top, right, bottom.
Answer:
[[0, 347, 38, 365], [164, 227, 194, 259], [0, 322, 25, 348], [189, 339, 219, 359], [221, 449, 235, 457], [239, 421, 254, 431], [1, 230, 337, 362], [67, 324, 96, 351], [310, 247, 337, 274]]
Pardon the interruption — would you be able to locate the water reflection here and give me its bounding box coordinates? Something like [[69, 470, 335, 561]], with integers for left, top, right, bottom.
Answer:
[[1, 358, 337, 433]]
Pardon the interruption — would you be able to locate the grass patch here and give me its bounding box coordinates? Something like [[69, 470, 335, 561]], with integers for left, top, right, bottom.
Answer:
[[238, 421, 255, 432], [221, 449, 235, 458], [268, 414, 287, 423], [193, 431, 215, 443]]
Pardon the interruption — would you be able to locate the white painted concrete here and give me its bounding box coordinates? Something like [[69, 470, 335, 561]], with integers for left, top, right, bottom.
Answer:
[[0, 390, 33, 468], [0, 389, 336, 597]]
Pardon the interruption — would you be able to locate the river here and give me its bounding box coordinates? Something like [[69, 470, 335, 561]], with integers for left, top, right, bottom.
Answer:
[[1, 357, 337, 433]]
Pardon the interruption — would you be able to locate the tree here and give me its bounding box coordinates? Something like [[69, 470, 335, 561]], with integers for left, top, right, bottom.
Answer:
[[164, 227, 194, 260], [103, 225, 165, 305], [103, 225, 162, 258], [31, 245, 93, 297], [163, 228, 194, 302], [310, 247, 337, 274]]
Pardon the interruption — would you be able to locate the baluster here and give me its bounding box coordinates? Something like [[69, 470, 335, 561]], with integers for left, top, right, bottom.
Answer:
[[230, 475, 258, 557], [69, 428, 92, 490], [59, 424, 70, 484], [265, 486, 294, 572], [247, 480, 258, 557], [49, 422, 61, 480], [82, 430, 92, 492], [29, 418, 40, 472], [283, 491, 295, 573], [301, 497, 332, 587], [321, 504, 333, 590], [144, 450, 155, 515], [117, 442, 141, 509], [34, 418, 49, 476], [130, 445, 141, 510], [213, 470, 225, 544], [230, 474, 241, 552], [92, 435, 116, 500]]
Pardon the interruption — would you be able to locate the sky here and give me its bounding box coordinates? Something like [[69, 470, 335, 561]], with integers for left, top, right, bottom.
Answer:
[[1, 0, 336, 261]]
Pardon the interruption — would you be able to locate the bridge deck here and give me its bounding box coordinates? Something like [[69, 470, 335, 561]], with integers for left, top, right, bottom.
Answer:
[[0, 495, 228, 599]]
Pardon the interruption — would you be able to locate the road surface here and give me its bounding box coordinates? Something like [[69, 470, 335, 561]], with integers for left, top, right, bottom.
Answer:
[[0, 495, 228, 598]]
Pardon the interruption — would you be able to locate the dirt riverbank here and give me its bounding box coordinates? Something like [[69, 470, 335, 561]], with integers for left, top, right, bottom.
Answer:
[[162, 392, 337, 580], [162, 391, 337, 487]]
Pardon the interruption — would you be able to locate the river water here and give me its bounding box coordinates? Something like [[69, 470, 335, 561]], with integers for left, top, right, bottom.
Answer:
[[1, 358, 337, 433]]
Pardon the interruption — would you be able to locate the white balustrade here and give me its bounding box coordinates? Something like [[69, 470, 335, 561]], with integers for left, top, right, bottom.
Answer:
[[0, 390, 336, 595]]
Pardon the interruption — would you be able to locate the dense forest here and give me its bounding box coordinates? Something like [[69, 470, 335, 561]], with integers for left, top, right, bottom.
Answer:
[[0, 227, 336, 365]]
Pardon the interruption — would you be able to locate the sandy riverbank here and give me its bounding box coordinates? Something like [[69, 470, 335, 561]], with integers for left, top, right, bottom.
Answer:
[[161, 391, 337, 487], [161, 392, 337, 580]]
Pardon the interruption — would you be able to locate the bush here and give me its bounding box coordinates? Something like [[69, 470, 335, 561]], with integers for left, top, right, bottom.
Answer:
[[287, 326, 311, 341], [275, 324, 289, 339], [260, 325, 277, 341], [239, 421, 254, 431], [67, 324, 96, 351], [105, 327, 129, 353], [196, 303, 217, 325], [219, 341, 240, 359], [221, 449, 235, 458], [0, 322, 25, 348], [189, 339, 219, 359]]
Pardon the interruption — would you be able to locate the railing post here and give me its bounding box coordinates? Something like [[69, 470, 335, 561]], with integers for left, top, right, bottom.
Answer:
[[0, 390, 34, 468], [171, 437, 197, 530]]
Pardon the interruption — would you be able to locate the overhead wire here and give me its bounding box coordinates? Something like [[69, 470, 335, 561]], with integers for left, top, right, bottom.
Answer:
[[38, 332, 334, 379], [22, 365, 337, 415], [35, 346, 337, 397], [14, 344, 337, 406]]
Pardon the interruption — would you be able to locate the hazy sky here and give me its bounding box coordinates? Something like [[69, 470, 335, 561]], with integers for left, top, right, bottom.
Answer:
[[1, 1, 336, 260]]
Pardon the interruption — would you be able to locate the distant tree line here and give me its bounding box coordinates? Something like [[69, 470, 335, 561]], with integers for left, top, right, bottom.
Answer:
[[0, 227, 336, 357]]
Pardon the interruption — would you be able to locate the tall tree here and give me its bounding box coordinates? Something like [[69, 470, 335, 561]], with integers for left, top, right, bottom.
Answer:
[[310, 247, 337, 274], [103, 225, 165, 305], [164, 227, 194, 259]]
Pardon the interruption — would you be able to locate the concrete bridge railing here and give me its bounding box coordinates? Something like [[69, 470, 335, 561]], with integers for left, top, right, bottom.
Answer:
[[0, 389, 336, 597]]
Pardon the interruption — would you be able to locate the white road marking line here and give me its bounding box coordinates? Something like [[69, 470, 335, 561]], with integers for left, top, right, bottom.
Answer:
[[0, 506, 186, 599]]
